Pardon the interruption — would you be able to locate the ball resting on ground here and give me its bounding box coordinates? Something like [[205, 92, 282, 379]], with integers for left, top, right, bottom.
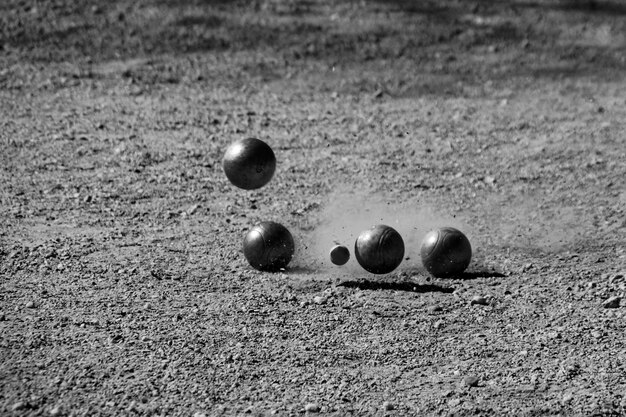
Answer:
[[420, 227, 472, 277], [243, 221, 295, 271], [223, 138, 276, 190], [354, 225, 405, 274]]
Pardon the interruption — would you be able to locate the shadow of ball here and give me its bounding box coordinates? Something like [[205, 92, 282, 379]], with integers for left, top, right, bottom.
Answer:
[[354, 225, 405, 274], [243, 221, 295, 271], [420, 227, 472, 277], [329, 245, 350, 266], [223, 138, 276, 190]]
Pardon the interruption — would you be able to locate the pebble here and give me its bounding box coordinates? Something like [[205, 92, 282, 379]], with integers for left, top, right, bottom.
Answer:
[[429, 305, 443, 313], [602, 296, 620, 308], [304, 403, 320, 413], [448, 398, 462, 407], [49, 405, 62, 416], [463, 376, 479, 387], [470, 296, 488, 306], [12, 402, 25, 411], [0, 312, 5, 321], [313, 296, 327, 305], [193, 413, 207, 417], [382, 401, 394, 411], [25, 301, 36, 309]]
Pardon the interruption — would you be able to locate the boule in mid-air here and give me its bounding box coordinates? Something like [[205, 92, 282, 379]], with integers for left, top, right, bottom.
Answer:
[[354, 225, 405, 274], [420, 227, 472, 277], [223, 137, 276, 190], [329, 244, 350, 266]]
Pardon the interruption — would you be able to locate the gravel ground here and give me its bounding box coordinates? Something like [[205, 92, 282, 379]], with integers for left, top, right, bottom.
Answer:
[[1, 0, 625, 415]]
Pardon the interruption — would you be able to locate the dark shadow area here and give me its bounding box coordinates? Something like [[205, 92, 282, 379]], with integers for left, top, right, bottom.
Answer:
[[382, 0, 626, 16], [338, 279, 455, 293], [458, 271, 507, 280], [517, 0, 626, 15], [176, 15, 223, 28], [375, 0, 451, 16]]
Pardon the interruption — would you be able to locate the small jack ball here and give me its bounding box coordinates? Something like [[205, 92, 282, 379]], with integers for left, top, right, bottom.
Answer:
[[223, 138, 276, 190], [243, 221, 295, 271], [329, 245, 350, 266], [420, 227, 472, 278], [354, 225, 405, 274]]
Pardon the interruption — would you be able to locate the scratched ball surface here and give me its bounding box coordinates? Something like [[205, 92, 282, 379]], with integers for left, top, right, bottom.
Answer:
[[329, 245, 350, 266], [243, 221, 295, 271], [354, 225, 405, 274], [420, 227, 472, 277], [223, 138, 276, 190]]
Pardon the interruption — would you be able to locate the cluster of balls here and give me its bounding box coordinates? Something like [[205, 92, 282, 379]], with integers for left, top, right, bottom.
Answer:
[[223, 138, 472, 277]]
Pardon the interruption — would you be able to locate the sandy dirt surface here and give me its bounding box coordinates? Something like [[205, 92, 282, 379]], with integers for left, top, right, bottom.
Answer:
[[1, 0, 625, 415]]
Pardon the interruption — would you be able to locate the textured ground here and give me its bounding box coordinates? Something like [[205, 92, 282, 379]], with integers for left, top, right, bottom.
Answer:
[[1, 0, 625, 416]]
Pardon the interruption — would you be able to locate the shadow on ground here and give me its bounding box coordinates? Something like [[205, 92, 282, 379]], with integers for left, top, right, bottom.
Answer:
[[458, 271, 507, 280], [337, 279, 455, 293]]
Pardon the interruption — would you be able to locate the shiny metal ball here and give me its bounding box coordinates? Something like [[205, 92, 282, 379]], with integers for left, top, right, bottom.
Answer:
[[243, 221, 295, 271], [354, 225, 405, 274], [420, 227, 472, 277], [223, 138, 276, 190], [329, 245, 350, 266]]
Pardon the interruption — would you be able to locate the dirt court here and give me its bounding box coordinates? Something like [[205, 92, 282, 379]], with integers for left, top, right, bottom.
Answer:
[[1, 0, 625, 415]]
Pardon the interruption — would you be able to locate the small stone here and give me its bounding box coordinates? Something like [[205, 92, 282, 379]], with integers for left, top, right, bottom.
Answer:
[[0, 312, 5, 321], [429, 305, 443, 313], [561, 392, 574, 405], [313, 296, 327, 305], [602, 296, 620, 308], [463, 376, 479, 387], [470, 296, 488, 306], [433, 320, 444, 329], [25, 301, 35, 309], [49, 405, 62, 416], [12, 402, 25, 411], [448, 398, 462, 407], [304, 403, 320, 413], [382, 401, 394, 411], [193, 413, 207, 417]]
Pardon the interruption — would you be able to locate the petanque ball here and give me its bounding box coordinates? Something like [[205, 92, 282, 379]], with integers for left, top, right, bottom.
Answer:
[[223, 138, 276, 190], [243, 221, 294, 271], [354, 225, 405, 274], [329, 244, 350, 266], [420, 227, 472, 277]]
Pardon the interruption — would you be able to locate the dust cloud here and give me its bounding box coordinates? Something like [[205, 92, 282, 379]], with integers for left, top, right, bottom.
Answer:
[[294, 186, 467, 273]]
